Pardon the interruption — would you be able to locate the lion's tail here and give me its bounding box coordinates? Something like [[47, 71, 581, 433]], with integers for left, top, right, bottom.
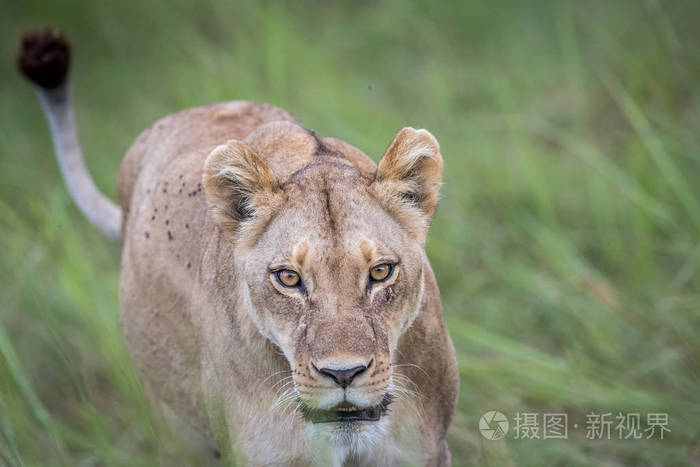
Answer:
[[17, 28, 122, 242]]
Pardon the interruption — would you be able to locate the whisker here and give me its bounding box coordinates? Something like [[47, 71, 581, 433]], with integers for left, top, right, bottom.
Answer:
[[273, 379, 296, 397], [271, 385, 299, 411], [271, 376, 294, 392], [260, 369, 291, 387], [283, 401, 302, 431], [391, 373, 421, 394], [387, 384, 421, 419], [390, 363, 429, 378], [387, 370, 424, 420]]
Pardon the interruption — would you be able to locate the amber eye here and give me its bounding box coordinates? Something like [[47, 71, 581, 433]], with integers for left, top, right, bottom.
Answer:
[[276, 269, 300, 288], [369, 263, 393, 282]]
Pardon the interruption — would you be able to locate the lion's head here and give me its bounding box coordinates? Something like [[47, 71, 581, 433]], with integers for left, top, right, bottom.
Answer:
[[202, 124, 442, 442]]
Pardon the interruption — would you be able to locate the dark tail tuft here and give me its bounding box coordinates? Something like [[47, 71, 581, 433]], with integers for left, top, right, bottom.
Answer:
[[17, 27, 71, 89]]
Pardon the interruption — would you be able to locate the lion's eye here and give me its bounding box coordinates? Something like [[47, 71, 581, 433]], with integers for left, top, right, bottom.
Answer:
[[276, 269, 301, 288], [369, 263, 393, 282]]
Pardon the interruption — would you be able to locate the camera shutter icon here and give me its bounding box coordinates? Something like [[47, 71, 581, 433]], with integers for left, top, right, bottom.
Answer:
[[479, 411, 509, 440]]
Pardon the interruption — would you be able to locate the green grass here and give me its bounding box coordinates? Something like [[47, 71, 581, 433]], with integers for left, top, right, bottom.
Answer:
[[1, 0, 699, 465]]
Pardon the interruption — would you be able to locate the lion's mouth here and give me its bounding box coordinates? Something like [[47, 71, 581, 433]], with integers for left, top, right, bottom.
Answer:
[[301, 393, 393, 424]]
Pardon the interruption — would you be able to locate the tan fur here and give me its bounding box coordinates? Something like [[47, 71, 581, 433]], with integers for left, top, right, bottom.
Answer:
[[118, 100, 458, 466]]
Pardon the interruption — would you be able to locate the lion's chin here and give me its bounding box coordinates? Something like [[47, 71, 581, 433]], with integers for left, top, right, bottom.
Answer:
[[303, 404, 394, 458]]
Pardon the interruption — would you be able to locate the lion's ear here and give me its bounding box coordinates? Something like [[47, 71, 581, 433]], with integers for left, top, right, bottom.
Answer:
[[203, 140, 279, 240], [372, 127, 443, 244]]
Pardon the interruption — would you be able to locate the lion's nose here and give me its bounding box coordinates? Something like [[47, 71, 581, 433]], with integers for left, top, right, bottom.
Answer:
[[316, 364, 368, 388]]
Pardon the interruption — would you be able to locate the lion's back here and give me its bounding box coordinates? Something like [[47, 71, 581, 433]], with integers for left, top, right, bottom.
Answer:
[[117, 100, 297, 221], [116, 101, 298, 439]]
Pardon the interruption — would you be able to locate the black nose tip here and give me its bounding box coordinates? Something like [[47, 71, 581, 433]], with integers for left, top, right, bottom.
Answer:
[[317, 364, 368, 388]]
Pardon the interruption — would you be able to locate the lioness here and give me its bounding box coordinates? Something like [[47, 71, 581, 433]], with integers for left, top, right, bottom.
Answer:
[[18, 29, 458, 466]]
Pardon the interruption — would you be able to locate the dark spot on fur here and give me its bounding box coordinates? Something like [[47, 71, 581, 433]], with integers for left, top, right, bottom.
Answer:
[[187, 262, 191, 269], [168, 231, 173, 241], [179, 174, 183, 179], [154, 208, 158, 212], [309, 128, 325, 155], [400, 191, 423, 205], [185, 223, 189, 229], [145, 231, 149, 238], [164, 204, 168, 210], [165, 219, 169, 225], [162, 188, 167, 193], [151, 215, 155, 221], [322, 186, 336, 234], [213, 449, 221, 459]]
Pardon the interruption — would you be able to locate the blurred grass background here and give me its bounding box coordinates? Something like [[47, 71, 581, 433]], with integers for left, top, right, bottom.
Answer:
[[1, 0, 699, 465]]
